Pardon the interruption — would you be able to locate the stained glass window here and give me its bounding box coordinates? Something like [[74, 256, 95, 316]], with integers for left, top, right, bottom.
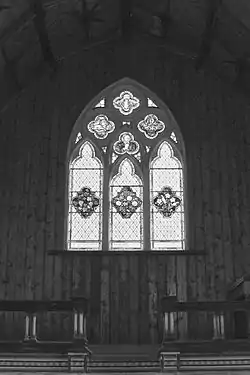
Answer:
[[110, 159, 143, 250], [75, 132, 82, 143], [150, 142, 184, 250], [67, 79, 186, 251], [147, 98, 158, 107], [68, 142, 103, 250]]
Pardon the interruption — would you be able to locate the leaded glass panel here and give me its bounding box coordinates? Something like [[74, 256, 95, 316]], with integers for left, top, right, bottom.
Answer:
[[150, 142, 184, 250], [113, 132, 140, 155], [95, 98, 105, 108], [170, 131, 177, 143], [68, 80, 186, 252], [110, 159, 143, 250], [68, 142, 103, 250], [113, 91, 140, 115], [75, 132, 82, 143], [147, 98, 158, 107]]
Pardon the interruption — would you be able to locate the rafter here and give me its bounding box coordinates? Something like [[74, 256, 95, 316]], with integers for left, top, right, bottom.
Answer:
[[30, 0, 56, 69], [155, 0, 172, 38], [1, 46, 21, 89], [195, 0, 222, 70], [68, 0, 103, 41], [120, 0, 133, 43]]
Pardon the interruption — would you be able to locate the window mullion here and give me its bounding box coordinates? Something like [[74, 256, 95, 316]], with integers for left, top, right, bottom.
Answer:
[[102, 161, 109, 251], [143, 163, 150, 251]]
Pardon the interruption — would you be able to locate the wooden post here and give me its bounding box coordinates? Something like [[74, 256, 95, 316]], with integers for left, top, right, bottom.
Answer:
[[68, 296, 90, 373], [213, 312, 225, 340], [162, 296, 178, 342], [71, 296, 88, 345], [23, 313, 38, 342], [23, 310, 38, 353]]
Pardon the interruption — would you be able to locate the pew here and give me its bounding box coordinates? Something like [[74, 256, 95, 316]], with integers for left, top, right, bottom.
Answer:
[[0, 297, 91, 372]]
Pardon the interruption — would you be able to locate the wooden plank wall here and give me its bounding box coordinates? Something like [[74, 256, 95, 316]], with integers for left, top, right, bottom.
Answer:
[[0, 43, 250, 343], [71, 253, 186, 344]]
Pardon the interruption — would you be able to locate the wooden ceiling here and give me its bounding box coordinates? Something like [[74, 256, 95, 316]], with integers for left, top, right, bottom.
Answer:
[[0, 0, 250, 108]]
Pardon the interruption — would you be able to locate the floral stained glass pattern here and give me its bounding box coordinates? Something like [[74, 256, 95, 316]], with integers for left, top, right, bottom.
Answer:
[[113, 91, 140, 115], [72, 187, 100, 218], [138, 114, 165, 139], [110, 159, 143, 250], [68, 81, 186, 252], [112, 186, 142, 218], [113, 132, 139, 155], [87, 115, 115, 139], [153, 186, 181, 218], [68, 142, 103, 250]]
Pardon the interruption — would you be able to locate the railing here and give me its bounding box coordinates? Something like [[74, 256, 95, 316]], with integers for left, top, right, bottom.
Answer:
[[161, 297, 250, 348], [0, 297, 90, 354]]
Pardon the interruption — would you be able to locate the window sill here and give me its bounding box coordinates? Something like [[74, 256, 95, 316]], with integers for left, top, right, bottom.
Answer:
[[48, 249, 206, 256]]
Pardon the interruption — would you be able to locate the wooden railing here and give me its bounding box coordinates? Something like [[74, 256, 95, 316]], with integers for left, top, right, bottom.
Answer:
[[0, 297, 90, 354], [161, 297, 250, 349]]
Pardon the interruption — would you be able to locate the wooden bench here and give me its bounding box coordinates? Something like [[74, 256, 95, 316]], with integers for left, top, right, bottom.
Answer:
[[0, 297, 91, 373]]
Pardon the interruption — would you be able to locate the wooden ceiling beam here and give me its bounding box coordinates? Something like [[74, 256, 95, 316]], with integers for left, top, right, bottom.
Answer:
[[195, 0, 222, 70], [30, 0, 56, 69], [1, 46, 21, 89], [120, 0, 132, 43]]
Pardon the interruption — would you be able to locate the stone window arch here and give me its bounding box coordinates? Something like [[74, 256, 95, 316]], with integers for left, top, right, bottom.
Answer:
[[66, 78, 186, 251]]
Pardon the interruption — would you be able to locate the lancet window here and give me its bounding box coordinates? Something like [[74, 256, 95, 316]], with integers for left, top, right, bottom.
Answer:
[[66, 79, 186, 251]]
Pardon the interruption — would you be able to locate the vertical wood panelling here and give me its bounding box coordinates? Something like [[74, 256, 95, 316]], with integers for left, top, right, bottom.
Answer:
[[230, 141, 242, 279], [220, 131, 234, 286], [157, 255, 167, 344], [90, 255, 101, 343], [100, 256, 110, 344], [32, 89, 48, 301], [176, 256, 187, 339], [212, 119, 225, 300], [5, 101, 22, 338], [138, 255, 150, 344], [119, 255, 129, 343], [43, 108, 59, 299], [238, 120, 250, 274], [61, 257, 73, 340], [241, 116, 250, 273], [202, 141, 215, 300], [110, 256, 119, 344], [129, 255, 139, 344], [1, 45, 250, 344], [148, 255, 158, 344]]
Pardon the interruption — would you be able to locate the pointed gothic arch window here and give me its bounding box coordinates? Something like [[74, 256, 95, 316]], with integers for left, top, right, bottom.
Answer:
[[67, 141, 103, 250], [66, 78, 186, 251]]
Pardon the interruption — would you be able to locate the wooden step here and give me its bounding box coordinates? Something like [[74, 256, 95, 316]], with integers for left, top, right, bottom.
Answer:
[[89, 345, 159, 358], [88, 345, 160, 373]]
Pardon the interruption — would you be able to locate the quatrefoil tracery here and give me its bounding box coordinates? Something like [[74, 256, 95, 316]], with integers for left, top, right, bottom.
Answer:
[[113, 91, 140, 115], [138, 114, 165, 139], [87, 114, 115, 139]]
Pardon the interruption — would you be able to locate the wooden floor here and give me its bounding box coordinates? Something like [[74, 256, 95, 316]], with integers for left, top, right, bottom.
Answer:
[[1, 371, 250, 374]]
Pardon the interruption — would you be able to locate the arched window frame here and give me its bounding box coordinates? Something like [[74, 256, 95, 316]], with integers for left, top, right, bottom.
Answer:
[[65, 78, 188, 251]]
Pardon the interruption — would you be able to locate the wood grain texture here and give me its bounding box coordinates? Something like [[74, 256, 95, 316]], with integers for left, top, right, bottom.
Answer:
[[0, 44, 250, 344]]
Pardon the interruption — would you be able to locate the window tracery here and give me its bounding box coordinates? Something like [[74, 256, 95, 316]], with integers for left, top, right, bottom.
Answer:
[[113, 91, 140, 115], [67, 79, 186, 251], [137, 114, 165, 139], [67, 142, 103, 250], [109, 159, 143, 250]]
